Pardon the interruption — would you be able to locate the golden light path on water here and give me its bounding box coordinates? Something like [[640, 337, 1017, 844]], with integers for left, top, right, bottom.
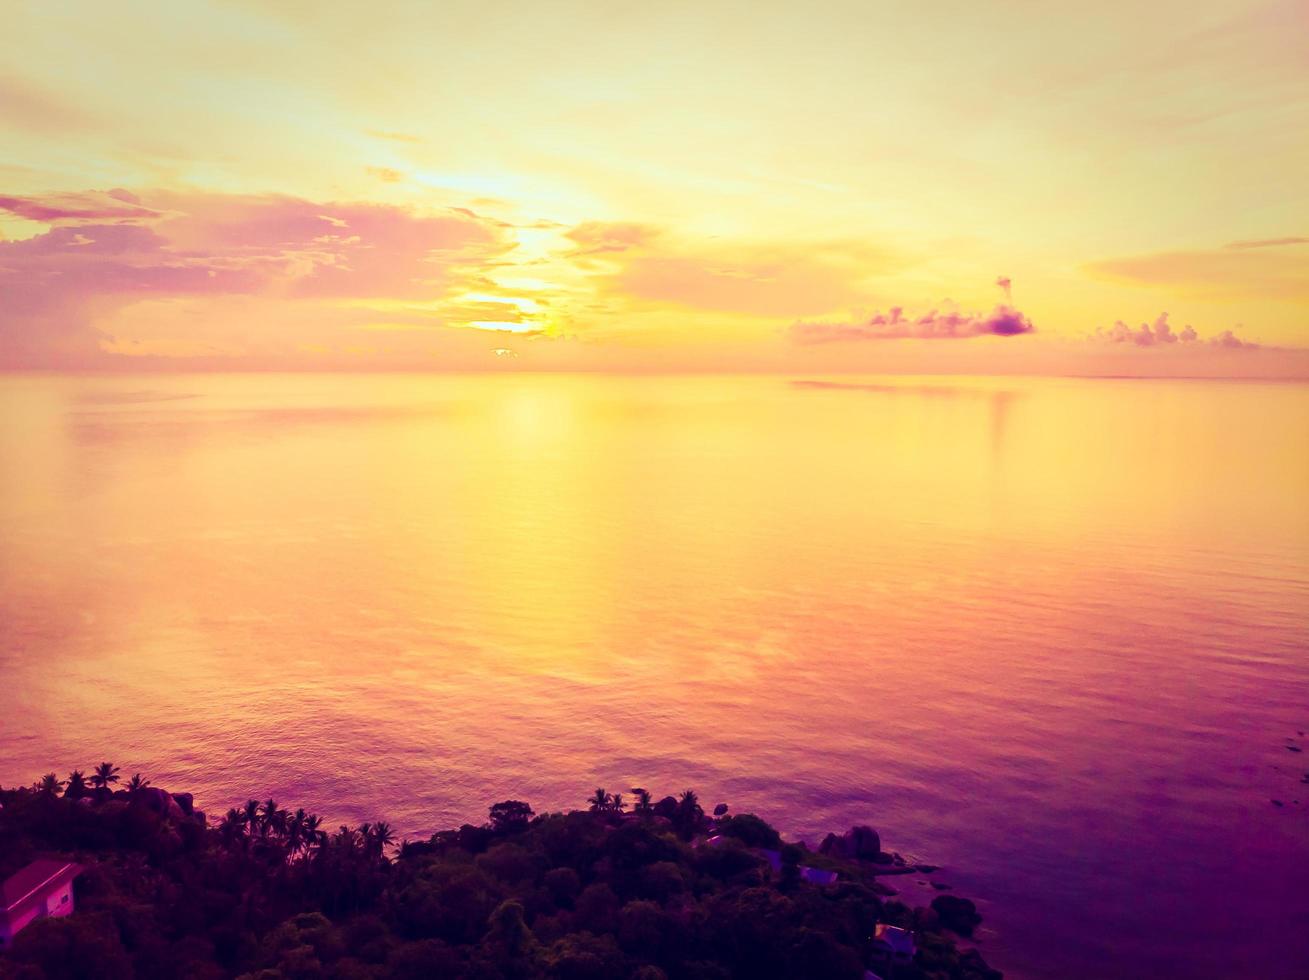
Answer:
[[1, 373, 1307, 978]]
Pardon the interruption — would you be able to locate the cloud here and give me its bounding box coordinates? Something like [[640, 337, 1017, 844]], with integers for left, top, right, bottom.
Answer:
[[365, 129, 422, 143], [0, 188, 510, 367], [1224, 236, 1308, 250], [1093, 313, 1259, 349], [791, 303, 1035, 343], [0, 190, 161, 223], [365, 166, 405, 183], [0, 73, 97, 136], [565, 221, 658, 256], [563, 222, 910, 319], [1085, 246, 1309, 300]]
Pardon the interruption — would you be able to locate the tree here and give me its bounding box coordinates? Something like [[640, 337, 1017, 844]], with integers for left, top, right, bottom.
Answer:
[[489, 800, 534, 834], [484, 899, 539, 964], [38, 772, 64, 797], [304, 813, 325, 852], [610, 792, 626, 813], [369, 821, 396, 859], [90, 761, 121, 793], [125, 773, 149, 798], [286, 808, 308, 857], [631, 787, 653, 814], [589, 788, 611, 813], [675, 789, 704, 837], [219, 808, 247, 846], [261, 798, 285, 838], [717, 813, 782, 850], [65, 770, 90, 800]]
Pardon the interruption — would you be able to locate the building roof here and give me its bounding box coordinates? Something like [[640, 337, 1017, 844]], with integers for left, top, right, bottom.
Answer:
[[800, 866, 839, 886], [872, 923, 915, 954], [2, 860, 84, 915]]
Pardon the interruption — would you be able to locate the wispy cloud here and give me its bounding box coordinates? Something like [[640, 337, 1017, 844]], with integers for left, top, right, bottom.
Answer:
[[364, 129, 422, 143], [565, 221, 658, 257], [364, 166, 405, 183], [1223, 236, 1308, 250], [1085, 245, 1309, 300], [562, 222, 910, 319], [0, 190, 161, 223], [0, 73, 97, 135]]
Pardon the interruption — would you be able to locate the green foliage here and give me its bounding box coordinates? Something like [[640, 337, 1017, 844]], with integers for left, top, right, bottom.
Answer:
[[0, 775, 999, 980], [489, 801, 535, 835], [716, 813, 783, 850]]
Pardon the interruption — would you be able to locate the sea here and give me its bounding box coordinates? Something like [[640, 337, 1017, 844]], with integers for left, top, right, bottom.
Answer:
[[1, 372, 1306, 978]]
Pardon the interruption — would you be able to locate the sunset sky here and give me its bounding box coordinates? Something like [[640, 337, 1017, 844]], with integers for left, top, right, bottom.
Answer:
[[1, 0, 1306, 374]]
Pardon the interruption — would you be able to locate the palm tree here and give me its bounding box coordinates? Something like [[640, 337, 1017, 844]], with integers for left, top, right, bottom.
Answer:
[[304, 813, 325, 851], [589, 788, 611, 813], [219, 808, 247, 846], [335, 824, 359, 855], [675, 788, 703, 836], [610, 793, 626, 813], [125, 773, 150, 798], [90, 762, 121, 793], [242, 798, 262, 835], [631, 787, 653, 814], [65, 770, 89, 800], [369, 821, 395, 859], [286, 808, 308, 858], [260, 799, 284, 838], [38, 773, 65, 797]]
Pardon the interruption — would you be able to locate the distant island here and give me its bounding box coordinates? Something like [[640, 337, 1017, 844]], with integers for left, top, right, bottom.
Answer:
[[0, 767, 1001, 979]]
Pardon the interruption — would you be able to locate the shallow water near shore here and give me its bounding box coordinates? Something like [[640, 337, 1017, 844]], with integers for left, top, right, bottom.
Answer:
[[2, 372, 1307, 978]]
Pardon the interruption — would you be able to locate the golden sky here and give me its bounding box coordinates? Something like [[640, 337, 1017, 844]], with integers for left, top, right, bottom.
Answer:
[[1, 0, 1306, 374]]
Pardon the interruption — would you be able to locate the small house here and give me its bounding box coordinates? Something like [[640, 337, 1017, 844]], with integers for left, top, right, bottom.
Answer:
[[0, 860, 84, 950], [800, 866, 839, 886], [870, 922, 915, 966]]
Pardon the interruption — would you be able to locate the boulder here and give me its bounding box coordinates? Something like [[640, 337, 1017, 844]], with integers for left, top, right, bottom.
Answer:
[[652, 796, 679, 819], [958, 949, 1002, 980], [137, 786, 186, 821], [818, 832, 848, 859], [931, 895, 982, 937], [849, 826, 881, 860], [819, 825, 883, 862], [171, 792, 194, 815]]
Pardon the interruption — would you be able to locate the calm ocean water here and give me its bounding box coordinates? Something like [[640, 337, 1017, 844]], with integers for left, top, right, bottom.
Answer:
[[1, 373, 1306, 978]]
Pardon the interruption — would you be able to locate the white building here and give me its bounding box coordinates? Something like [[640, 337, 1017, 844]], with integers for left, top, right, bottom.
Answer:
[[0, 860, 84, 950], [870, 922, 915, 968]]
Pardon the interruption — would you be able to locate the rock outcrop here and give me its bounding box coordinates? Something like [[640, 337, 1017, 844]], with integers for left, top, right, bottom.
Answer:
[[931, 894, 983, 937], [818, 824, 883, 862]]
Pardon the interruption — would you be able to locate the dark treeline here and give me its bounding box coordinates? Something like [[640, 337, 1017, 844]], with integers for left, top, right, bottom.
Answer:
[[0, 769, 1001, 980]]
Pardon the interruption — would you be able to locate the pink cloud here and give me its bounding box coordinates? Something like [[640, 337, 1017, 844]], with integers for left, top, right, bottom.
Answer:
[[0, 190, 161, 223], [0, 189, 509, 367], [791, 304, 1035, 343], [1093, 313, 1259, 349], [565, 221, 658, 256]]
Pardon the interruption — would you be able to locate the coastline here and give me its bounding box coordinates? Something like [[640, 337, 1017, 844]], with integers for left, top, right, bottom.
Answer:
[[1, 772, 1002, 979]]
